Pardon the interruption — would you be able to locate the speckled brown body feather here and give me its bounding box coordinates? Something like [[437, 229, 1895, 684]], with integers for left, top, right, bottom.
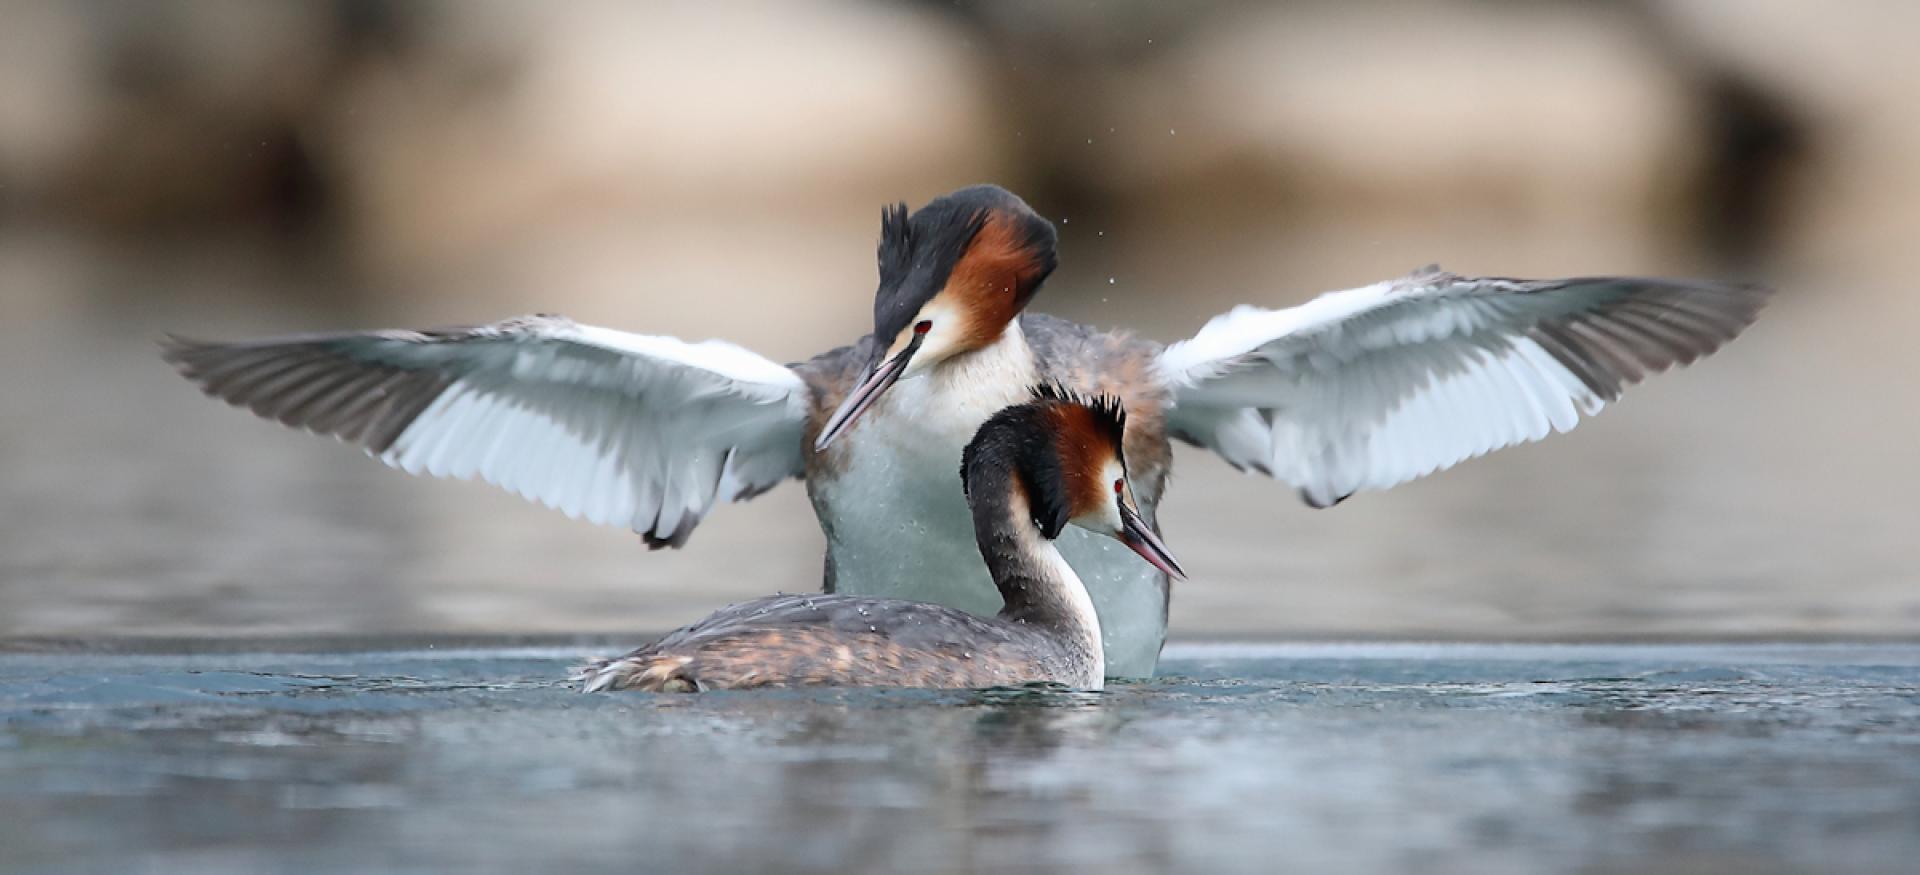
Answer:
[[575, 594, 1074, 691]]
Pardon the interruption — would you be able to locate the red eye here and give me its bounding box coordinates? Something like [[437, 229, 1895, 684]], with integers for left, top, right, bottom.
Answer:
[[1113, 478, 1125, 494], [914, 320, 932, 335]]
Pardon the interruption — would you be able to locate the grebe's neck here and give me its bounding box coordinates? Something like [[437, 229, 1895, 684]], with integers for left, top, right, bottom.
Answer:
[[929, 319, 1038, 399], [970, 485, 1104, 680]]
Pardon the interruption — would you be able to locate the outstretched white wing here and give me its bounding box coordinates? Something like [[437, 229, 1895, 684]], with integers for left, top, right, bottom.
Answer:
[[165, 314, 810, 547], [1158, 266, 1769, 508]]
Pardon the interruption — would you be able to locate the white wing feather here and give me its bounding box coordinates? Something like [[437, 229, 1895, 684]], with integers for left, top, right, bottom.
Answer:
[[1158, 266, 1768, 507], [165, 315, 809, 547]]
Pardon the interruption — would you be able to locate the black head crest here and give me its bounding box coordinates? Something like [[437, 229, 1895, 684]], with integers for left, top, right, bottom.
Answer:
[[871, 185, 1057, 344], [962, 387, 1128, 541], [876, 202, 913, 296], [961, 400, 1069, 539], [1030, 382, 1126, 456]]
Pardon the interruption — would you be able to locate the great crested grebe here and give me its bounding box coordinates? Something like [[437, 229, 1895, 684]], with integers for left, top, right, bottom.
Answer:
[[574, 388, 1179, 692], [164, 184, 1769, 677]]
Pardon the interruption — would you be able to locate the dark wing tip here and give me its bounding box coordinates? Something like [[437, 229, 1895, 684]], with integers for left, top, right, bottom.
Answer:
[[1513, 274, 1776, 405], [157, 333, 216, 366], [1717, 278, 1778, 319], [1299, 489, 1352, 510], [157, 329, 459, 455], [158, 335, 246, 387], [643, 514, 701, 551]]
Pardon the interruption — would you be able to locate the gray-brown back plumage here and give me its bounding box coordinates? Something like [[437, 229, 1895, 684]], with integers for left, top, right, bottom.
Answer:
[[574, 593, 1069, 692]]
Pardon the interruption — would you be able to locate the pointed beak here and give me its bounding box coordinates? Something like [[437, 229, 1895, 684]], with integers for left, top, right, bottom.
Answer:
[[1118, 500, 1185, 581], [814, 331, 924, 451]]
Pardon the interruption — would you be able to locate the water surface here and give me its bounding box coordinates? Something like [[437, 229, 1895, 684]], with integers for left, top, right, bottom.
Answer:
[[3, 642, 1917, 874]]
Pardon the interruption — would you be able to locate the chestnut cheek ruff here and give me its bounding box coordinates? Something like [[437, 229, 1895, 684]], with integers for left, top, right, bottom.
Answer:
[[946, 212, 1058, 350]]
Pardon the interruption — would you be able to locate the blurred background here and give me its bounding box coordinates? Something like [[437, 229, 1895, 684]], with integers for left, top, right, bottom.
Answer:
[[1, 0, 1913, 643]]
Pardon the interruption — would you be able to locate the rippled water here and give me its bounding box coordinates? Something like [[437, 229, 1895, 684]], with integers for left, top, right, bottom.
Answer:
[[3, 642, 1917, 874]]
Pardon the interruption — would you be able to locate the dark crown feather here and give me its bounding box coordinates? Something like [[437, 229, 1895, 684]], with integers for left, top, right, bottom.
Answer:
[[1030, 382, 1127, 453], [959, 388, 1129, 539], [871, 185, 1055, 343], [876, 202, 913, 289]]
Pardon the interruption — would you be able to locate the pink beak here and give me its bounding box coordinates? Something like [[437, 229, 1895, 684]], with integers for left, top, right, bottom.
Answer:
[[1119, 501, 1185, 580], [814, 328, 925, 452]]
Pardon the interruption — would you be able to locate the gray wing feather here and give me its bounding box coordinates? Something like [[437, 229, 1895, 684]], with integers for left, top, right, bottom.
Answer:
[[164, 315, 811, 547], [1160, 268, 1770, 506]]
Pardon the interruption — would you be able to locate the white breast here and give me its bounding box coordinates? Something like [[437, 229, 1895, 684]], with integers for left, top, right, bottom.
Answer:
[[809, 325, 1169, 677]]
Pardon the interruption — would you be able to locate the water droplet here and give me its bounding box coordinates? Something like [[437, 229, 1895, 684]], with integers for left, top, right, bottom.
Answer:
[[1169, 129, 1177, 136], [1097, 231, 1104, 237], [1107, 277, 1117, 285]]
